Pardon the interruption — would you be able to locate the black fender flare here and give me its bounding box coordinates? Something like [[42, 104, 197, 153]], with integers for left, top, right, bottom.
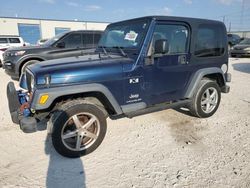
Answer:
[[31, 83, 123, 115], [184, 67, 226, 98]]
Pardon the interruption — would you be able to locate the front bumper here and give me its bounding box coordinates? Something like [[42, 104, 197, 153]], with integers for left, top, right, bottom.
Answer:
[[7, 82, 21, 124], [230, 49, 250, 57], [221, 73, 231, 93], [221, 85, 230, 93], [7, 82, 37, 133], [2, 56, 20, 80], [225, 72, 231, 83]]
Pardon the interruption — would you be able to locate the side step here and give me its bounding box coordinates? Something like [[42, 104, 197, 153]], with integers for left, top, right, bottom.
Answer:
[[125, 100, 190, 118]]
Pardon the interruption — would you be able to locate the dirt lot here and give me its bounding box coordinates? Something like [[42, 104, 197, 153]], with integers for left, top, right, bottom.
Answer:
[[0, 58, 249, 188]]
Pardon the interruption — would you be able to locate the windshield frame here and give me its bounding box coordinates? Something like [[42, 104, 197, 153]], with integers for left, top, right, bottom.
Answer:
[[98, 19, 151, 53]]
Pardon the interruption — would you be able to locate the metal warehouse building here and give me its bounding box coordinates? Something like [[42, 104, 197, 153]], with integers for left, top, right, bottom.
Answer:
[[229, 31, 250, 38], [0, 17, 109, 45]]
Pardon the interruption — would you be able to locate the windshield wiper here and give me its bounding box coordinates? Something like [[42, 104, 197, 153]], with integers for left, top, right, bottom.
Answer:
[[112, 46, 127, 57], [98, 45, 112, 59], [98, 45, 109, 56]]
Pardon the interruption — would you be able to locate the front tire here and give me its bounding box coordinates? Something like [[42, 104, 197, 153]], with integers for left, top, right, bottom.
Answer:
[[189, 79, 221, 118], [51, 100, 107, 158]]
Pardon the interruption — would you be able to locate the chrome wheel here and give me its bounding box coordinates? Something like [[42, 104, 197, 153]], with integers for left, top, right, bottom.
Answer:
[[201, 87, 218, 114], [61, 112, 100, 151]]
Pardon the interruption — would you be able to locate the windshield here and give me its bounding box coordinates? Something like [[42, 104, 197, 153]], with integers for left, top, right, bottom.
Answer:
[[98, 20, 149, 50], [43, 32, 67, 46], [239, 38, 250, 45]]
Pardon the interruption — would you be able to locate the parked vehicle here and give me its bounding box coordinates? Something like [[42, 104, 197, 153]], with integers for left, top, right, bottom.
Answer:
[[0, 49, 4, 67], [0, 36, 25, 49], [230, 38, 250, 57], [227, 33, 241, 48], [2, 30, 103, 80], [7, 16, 231, 158], [37, 38, 49, 45], [0, 36, 25, 67]]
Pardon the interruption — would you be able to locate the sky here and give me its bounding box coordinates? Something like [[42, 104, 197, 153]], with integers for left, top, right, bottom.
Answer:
[[0, 0, 249, 31]]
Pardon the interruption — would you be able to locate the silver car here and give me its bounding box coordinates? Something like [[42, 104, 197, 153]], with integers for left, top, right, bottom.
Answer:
[[230, 38, 250, 57]]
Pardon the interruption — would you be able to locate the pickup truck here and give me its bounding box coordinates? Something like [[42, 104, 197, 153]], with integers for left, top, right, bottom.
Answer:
[[7, 16, 231, 158]]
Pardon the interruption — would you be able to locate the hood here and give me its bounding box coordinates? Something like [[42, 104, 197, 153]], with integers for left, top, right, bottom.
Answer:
[[6, 44, 48, 52], [28, 53, 134, 86], [233, 44, 250, 50]]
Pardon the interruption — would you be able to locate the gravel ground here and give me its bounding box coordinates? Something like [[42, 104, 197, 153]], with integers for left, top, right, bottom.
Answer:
[[0, 58, 249, 188]]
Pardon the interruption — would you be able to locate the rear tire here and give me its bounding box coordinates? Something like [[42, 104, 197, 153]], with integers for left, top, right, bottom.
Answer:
[[51, 100, 107, 158], [188, 79, 221, 118]]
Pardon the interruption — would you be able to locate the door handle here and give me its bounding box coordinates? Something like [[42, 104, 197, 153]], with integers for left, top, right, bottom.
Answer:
[[178, 55, 188, 65]]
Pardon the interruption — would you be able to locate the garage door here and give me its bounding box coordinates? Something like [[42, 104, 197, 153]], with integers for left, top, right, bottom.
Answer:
[[18, 24, 41, 45]]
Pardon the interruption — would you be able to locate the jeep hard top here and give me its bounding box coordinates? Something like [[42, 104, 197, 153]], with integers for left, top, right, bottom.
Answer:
[[7, 16, 231, 158]]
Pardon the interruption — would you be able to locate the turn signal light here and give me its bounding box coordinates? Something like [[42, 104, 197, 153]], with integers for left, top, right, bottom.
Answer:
[[39, 94, 49, 104]]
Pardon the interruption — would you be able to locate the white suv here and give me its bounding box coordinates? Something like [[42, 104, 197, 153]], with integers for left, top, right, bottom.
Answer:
[[0, 36, 25, 67]]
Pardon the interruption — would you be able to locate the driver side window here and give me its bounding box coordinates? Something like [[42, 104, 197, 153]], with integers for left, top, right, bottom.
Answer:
[[60, 33, 82, 48], [151, 24, 189, 55]]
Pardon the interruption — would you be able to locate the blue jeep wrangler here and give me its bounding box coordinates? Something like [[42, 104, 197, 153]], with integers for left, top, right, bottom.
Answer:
[[7, 16, 231, 158]]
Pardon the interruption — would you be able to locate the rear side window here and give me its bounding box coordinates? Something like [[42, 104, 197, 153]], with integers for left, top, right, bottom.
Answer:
[[9, 38, 21, 43], [83, 34, 94, 48], [0, 38, 8, 44], [83, 33, 101, 48], [195, 25, 225, 57]]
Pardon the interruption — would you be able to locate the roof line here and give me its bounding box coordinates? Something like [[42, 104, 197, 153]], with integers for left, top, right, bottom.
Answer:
[[0, 16, 110, 24]]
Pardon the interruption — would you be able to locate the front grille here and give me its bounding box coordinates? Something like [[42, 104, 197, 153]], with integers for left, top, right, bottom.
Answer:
[[234, 47, 242, 50], [3, 61, 12, 68]]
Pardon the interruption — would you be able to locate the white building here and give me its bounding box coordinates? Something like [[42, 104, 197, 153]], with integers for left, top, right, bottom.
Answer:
[[229, 31, 250, 38], [0, 17, 109, 44]]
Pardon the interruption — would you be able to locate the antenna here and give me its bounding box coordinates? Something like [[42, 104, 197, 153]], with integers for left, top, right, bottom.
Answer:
[[240, 0, 245, 30]]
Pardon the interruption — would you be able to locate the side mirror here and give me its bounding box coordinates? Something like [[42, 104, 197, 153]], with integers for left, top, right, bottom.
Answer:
[[154, 39, 169, 55], [56, 42, 65, 48]]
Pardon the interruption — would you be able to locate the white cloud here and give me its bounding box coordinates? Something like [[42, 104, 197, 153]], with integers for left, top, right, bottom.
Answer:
[[162, 7, 172, 15], [145, 7, 172, 16], [84, 5, 101, 11], [184, 0, 193, 4], [217, 0, 233, 5], [39, 0, 55, 4], [66, 2, 78, 7], [216, 0, 242, 5]]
